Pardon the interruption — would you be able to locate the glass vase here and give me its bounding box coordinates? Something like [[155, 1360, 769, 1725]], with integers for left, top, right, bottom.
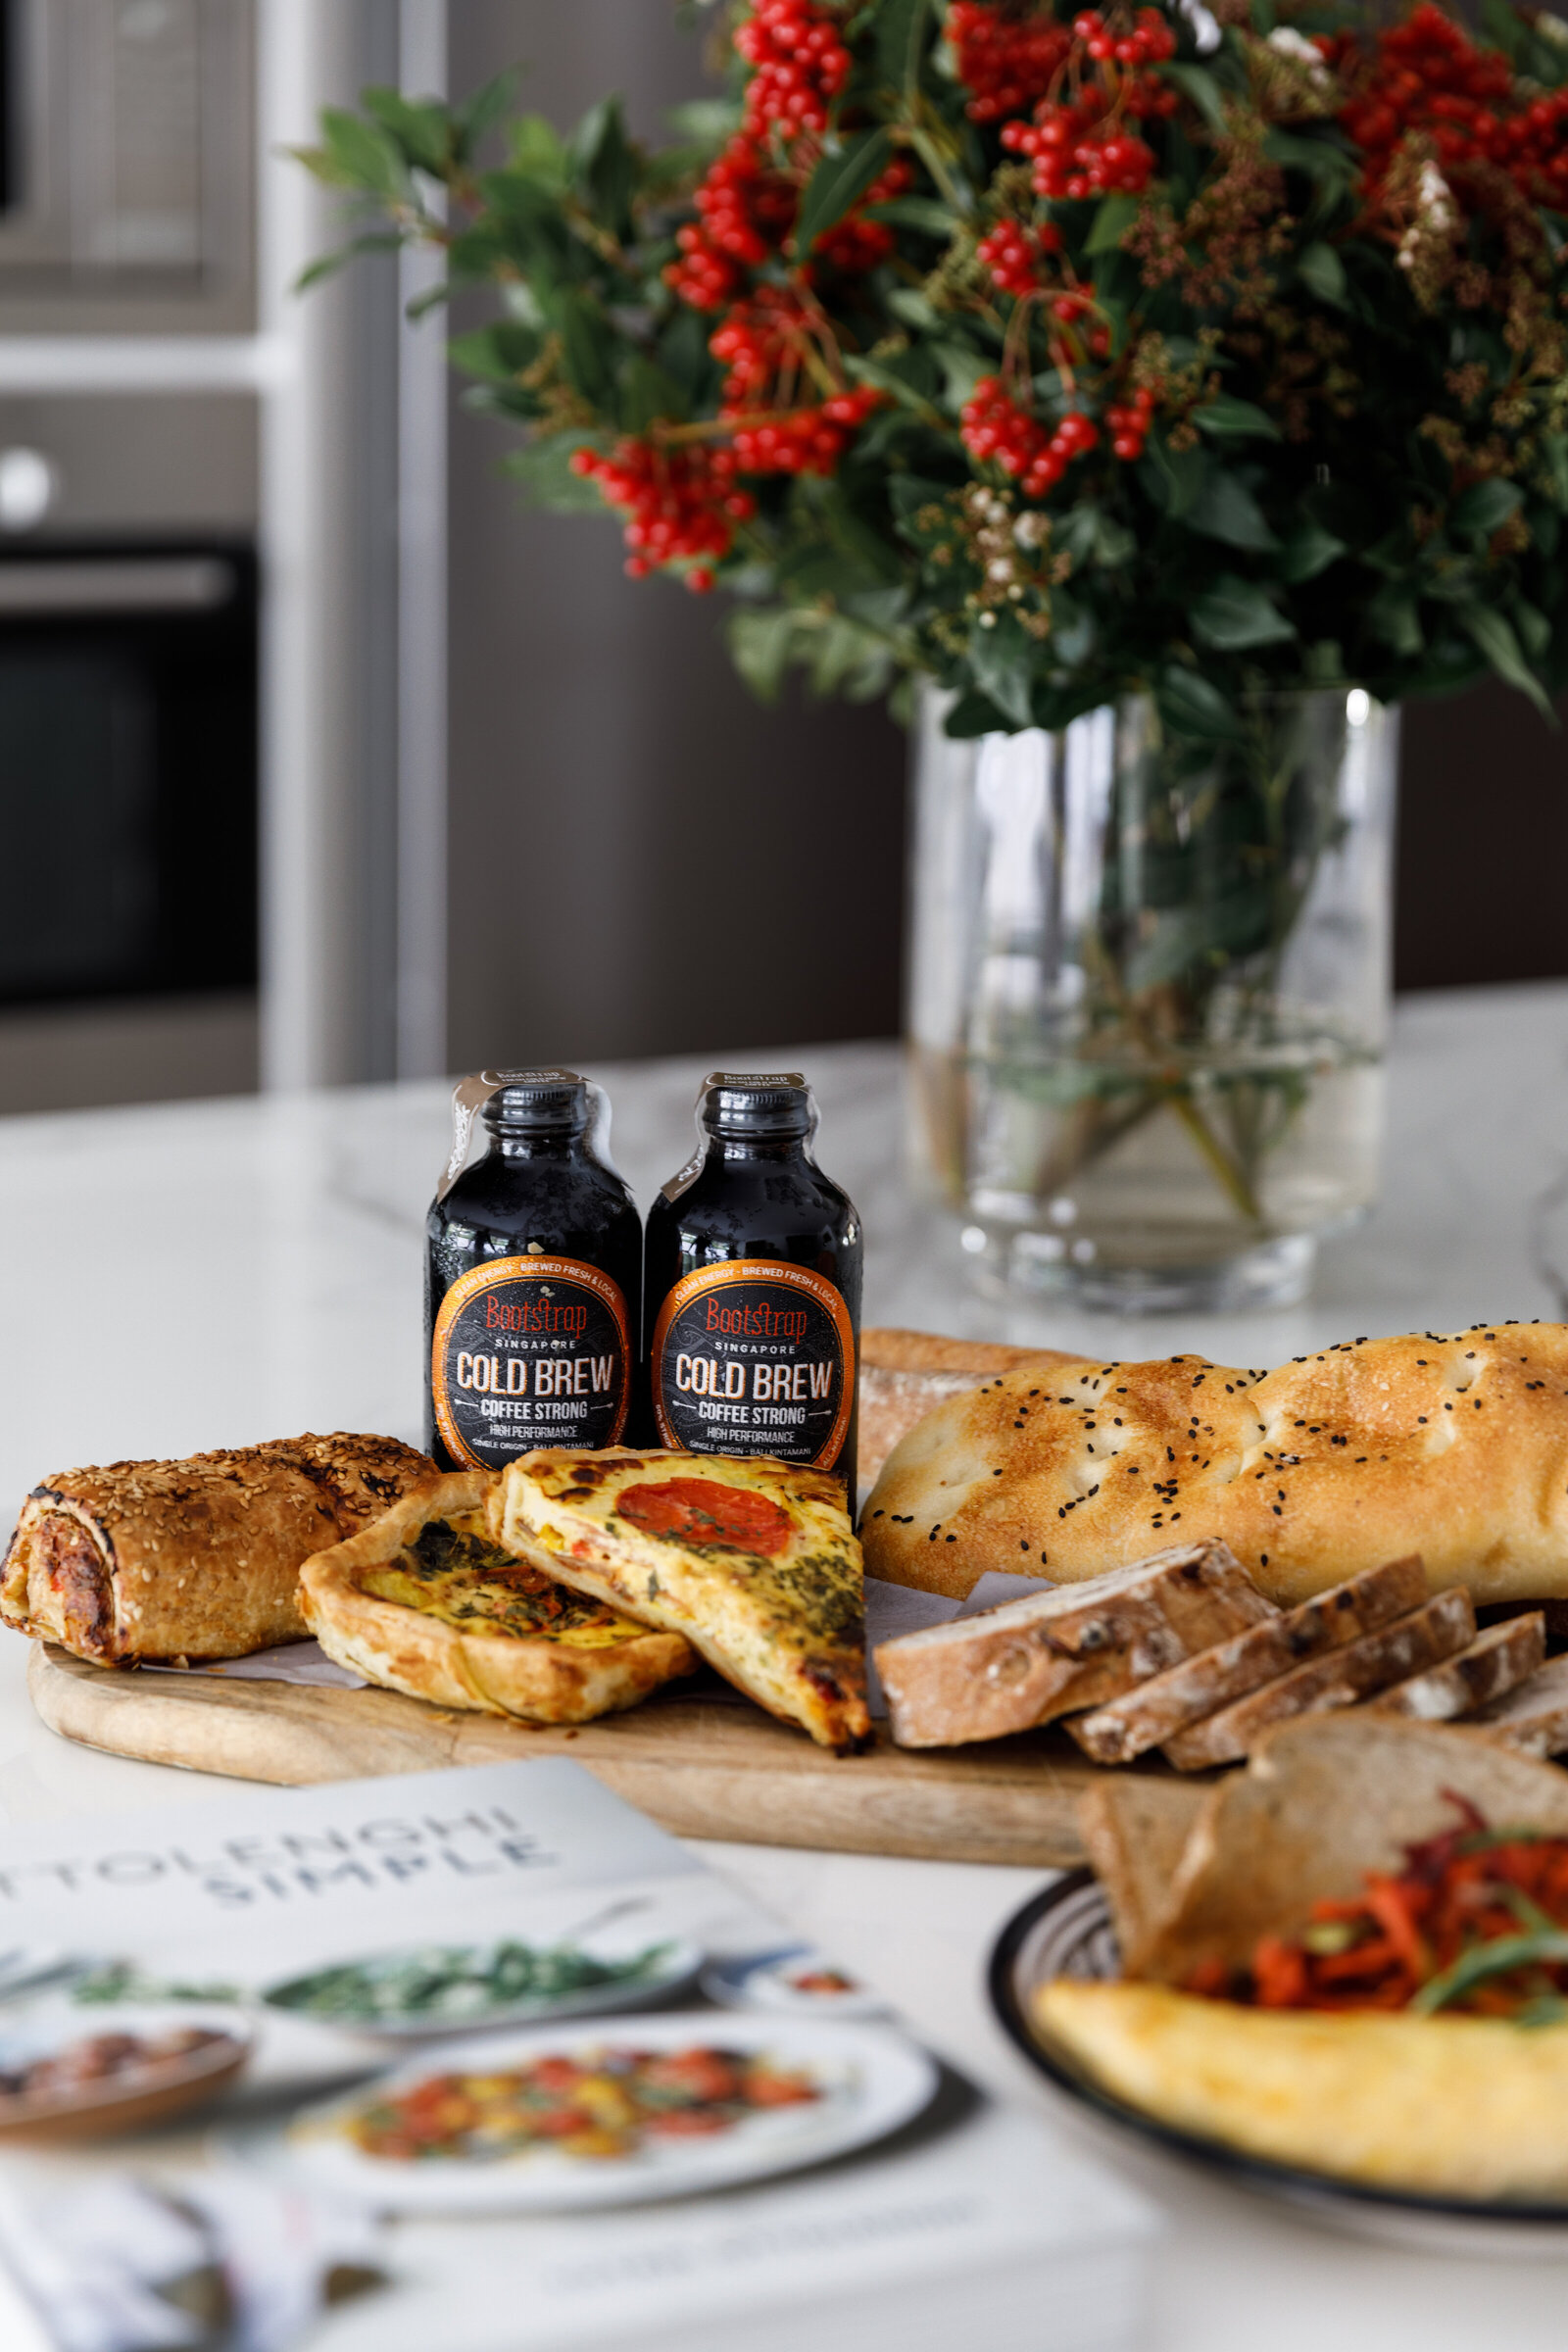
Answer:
[[906, 683, 1397, 1312]]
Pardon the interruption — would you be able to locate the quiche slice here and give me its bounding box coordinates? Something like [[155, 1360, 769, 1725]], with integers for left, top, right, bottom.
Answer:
[[298, 1472, 696, 1723], [489, 1449, 871, 1753]]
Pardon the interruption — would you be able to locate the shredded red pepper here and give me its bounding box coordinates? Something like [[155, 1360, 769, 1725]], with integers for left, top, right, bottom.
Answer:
[[1188, 1795, 1568, 2019]]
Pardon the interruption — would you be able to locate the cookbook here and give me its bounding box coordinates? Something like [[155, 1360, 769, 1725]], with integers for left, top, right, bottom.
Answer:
[[0, 1758, 1155, 2352]]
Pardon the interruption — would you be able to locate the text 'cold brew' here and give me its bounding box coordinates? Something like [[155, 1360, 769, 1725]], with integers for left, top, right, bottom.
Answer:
[[644, 1072, 862, 1494], [424, 1070, 641, 1473]]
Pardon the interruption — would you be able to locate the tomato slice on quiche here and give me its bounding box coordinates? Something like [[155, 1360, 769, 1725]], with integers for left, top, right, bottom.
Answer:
[[489, 1449, 871, 1752]]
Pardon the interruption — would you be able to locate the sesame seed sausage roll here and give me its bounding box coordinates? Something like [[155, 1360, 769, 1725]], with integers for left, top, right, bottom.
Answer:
[[0, 1433, 436, 1665], [860, 1322, 1568, 1608]]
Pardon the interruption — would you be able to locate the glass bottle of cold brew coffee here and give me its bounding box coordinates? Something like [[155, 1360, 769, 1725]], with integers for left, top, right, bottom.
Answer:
[[644, 1073, 861, 1497], [425, 1069, 641, 1473]]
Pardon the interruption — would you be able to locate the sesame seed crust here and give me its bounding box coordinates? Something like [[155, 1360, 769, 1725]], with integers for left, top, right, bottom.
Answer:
[[858, 1324, 1568, 1607]]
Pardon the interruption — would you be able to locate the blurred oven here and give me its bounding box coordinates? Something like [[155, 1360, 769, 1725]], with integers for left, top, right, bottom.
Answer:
[[0, 393, 258, 1011], [0, 541, 257, 1007]]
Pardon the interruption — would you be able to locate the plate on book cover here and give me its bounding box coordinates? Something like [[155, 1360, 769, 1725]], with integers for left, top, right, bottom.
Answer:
[[238, 2012, 938, 2213], [259, 1927, 703, 2039], [701, 1944, 890, 2019], [990, 1871, 1568, 2253]]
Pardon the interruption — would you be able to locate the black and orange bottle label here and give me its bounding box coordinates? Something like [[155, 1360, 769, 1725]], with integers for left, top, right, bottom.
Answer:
[[430, 1255, 630, 1471], [651, 1260, 854, 1469]]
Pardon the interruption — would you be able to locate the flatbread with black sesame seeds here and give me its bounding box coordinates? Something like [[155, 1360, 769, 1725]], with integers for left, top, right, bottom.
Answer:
[[859, 1323, 1568, 1607]]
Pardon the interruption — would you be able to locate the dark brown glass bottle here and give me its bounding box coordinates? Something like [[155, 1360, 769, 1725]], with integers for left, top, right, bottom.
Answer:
[[644, 1072, 861, 1496], [425, 1070, 641, 1473]]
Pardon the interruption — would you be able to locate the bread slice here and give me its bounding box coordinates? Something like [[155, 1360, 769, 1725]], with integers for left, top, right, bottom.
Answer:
[[1370, 1611, 1544, 1725], [1077, 1777, 1209, 1977], [1068, 1554, 1427, 1765], [1162, 1588, 1477, 1770], [1468, 1653, 1568, 1757], [858, 1329, 1086, 1487], [875, 1541, 1273, 1748]]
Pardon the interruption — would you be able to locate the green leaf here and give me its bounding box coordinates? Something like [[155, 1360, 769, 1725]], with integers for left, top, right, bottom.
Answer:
[[932, 340, 991, 409], [1189, 469, 1280, 551], [1277, 520, 1347, 584], [1139, 434, 1207, 519], [503, 434, 610, 514], [616, 351, 687, 433], [312, 108, 408, 198], [797, 127, 894, 254], [844, 353, 942, 417], [458, 69, 522, 158], [569, 96, 637, 240], [875, 0, 931, 93], [446, 321, 542, 383], [727, 608, 801, 704], [665, 97, 744, 147], [1157, 62, 1229, 134], [1460, 604, 1556, 718], [1193, 394, 1282, 443], [549, 290, 615, 407], [291, 230, 404, 293], [1541, 433, 1568, 511], [1156, 664, 1245, 741], [968, 617, 1036, 729], [865, 196, 958, 237], [1515, 598, 1552, 661], [1450, 478, 1523, 538], [507, 114, 567, 184], [1297, 239, 1348, 306], [1190, 574, 1297, 650], [944, 689, 1012, 739], [362, 87, 452, 176], [1264, 127, 1356, 184], [1085, 193, 1141, 255], [1366, 583, 1424, 656]]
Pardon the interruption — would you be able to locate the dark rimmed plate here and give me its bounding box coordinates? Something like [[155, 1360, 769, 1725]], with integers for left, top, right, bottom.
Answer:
[[989, 1870, 1568, 2253]]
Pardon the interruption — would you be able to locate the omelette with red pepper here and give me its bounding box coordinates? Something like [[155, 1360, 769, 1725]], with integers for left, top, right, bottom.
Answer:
[[489, 1448, 870, 1751]]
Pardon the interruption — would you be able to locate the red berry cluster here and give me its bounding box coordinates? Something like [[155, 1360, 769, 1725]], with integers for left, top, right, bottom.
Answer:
[[1104, 386, 1155, 460], [976, 217, 1063, 298], [709, 286, 814, 403], [1071, 6, 1176, 69], [1342, 4, 1568, 214], [665, 139, 798, 311], [570, 442, 755, 590], [734, 0, 852, 142], [728, 389, 881, 475], [960, 376, 1101, 497], [998, 9, 1174, 199], [947, 2, 1073, 125]]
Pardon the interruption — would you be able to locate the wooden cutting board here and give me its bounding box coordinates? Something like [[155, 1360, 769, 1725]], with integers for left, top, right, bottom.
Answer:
[[26, 1642, 1182, 1869]]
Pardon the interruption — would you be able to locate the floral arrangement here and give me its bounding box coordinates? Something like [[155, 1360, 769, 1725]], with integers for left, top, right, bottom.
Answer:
[[302, 0, 1568, 739]]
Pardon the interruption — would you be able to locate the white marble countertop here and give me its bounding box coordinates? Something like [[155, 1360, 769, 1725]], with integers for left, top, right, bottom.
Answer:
[[1, 979, 1567, 2349]]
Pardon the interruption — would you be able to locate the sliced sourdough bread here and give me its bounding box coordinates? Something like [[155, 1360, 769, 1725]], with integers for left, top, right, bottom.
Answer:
[[1468, 1652, 1568, 1757], [1162, 1587, 1476, 1770], [875, 1540, 1273, 1748], [1369, 1611, 1544, 1725], [1068, 1554, 1427, 1766]]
